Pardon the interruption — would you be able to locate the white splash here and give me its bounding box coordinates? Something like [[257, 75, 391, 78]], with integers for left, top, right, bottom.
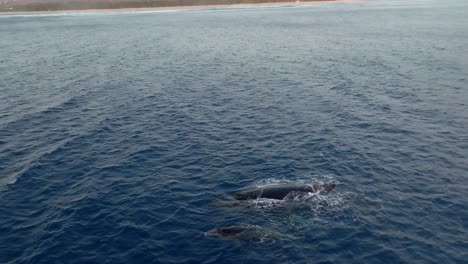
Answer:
[[8, 178, 17, 185]]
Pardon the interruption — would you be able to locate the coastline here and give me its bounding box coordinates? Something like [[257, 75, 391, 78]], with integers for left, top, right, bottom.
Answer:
[[0, 0, 365, 14]]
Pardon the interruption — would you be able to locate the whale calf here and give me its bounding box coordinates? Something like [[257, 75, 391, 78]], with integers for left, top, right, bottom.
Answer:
[[232, 182, 335, 201], [206, 225, 294, 242]]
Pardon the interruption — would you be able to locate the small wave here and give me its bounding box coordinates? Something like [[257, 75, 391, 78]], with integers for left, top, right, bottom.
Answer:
[[248, 198, 286, 209], [0, 135, 80, 187], [0, 89, 93, 129], [7, 178, 17, 185], [155, 205, 185, 225]]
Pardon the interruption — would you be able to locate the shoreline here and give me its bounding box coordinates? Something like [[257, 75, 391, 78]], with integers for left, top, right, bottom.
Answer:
[[0, 0, 365, 14]]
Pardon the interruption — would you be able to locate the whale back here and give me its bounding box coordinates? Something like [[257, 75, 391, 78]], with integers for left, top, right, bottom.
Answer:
[[233, 184, 315, 200]]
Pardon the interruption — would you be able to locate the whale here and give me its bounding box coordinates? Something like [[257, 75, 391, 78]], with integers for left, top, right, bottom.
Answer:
[[231, 182, 336, 201], [206, 225, 294, 242]]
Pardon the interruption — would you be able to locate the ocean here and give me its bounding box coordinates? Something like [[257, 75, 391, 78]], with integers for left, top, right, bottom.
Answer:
[[1, 0, 467, 263]]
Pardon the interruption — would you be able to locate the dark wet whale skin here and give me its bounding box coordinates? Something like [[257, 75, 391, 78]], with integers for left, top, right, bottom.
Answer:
[[232, 183, 335, 200], [207, 226, 248, 237]]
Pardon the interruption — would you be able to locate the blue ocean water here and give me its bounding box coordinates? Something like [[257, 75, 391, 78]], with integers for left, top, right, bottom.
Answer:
[[1, 0, 467, 263]]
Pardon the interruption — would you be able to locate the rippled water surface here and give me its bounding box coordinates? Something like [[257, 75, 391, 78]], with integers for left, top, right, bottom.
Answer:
[[1, 0, 467, 263]]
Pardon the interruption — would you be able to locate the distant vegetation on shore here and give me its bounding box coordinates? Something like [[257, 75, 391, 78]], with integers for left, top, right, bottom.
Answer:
[[0, 0, 331, 12]]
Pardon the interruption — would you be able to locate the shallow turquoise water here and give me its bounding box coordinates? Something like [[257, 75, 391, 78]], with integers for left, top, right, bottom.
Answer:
[[1, 0, 467, 263]]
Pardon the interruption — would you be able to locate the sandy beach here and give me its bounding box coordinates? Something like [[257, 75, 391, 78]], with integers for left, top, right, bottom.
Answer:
[[0, 0, 367, 14]]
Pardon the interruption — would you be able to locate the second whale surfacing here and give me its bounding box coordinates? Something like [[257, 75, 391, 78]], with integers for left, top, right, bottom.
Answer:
[[232, 182, 336, 201]]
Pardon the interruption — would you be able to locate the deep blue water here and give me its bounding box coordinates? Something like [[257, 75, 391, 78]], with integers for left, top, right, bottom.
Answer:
[[1, 0, 468, 263]]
